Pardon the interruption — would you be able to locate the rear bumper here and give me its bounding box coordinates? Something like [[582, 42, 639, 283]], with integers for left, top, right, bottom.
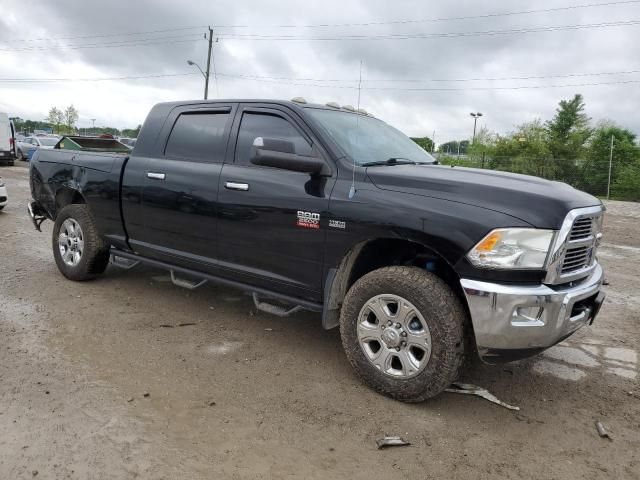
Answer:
[[0, 185, 7, 206], [0, 150, 15, 163], [460, 263, 605, 364]]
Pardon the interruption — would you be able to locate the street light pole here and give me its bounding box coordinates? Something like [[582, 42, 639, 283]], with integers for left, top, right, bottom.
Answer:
[[90, 118, 96, 135], [470, 112, 483, 142]]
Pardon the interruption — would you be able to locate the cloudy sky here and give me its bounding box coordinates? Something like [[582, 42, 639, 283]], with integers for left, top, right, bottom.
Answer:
[[1, 0, 639, 142]]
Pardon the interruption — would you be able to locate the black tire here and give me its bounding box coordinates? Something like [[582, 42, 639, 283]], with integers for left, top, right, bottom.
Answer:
[[52, 204, 110, 281], [340, 266, 467, 402]]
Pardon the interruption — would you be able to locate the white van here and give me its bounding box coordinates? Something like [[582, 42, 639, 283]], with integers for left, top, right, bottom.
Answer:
[[0, 112, 16, 166]]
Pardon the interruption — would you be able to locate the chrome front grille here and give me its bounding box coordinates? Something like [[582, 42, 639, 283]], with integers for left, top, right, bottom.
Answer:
[[545, 205, 604, 284], [568, 217, 593, 241], [561, 246, 592, 273]]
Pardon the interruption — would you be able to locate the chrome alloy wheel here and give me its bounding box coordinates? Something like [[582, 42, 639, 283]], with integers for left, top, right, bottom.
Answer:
[[357, 294, 432, 378], [58, 218, 84, 267]]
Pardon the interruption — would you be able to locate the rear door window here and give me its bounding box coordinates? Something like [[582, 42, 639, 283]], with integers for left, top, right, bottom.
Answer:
[[165, 112, 230, 162]]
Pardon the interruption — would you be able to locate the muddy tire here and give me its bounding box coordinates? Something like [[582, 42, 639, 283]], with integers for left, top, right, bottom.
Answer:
[[340, 266, 467, 402], [52, 204, 110, 281], [17, 149, 24, 161]]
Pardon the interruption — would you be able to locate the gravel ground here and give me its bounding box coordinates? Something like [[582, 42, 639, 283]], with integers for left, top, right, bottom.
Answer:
[[1, 163, 638, 479]]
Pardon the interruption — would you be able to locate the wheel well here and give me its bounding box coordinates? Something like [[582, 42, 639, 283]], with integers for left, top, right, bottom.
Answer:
[[323, 238, 465, 329], [55, 188, 85, 217]]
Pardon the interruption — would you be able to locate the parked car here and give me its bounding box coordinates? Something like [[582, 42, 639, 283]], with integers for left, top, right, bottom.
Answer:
[[16, 136, 58, 161], [0, 112, 16, 166], [0, 175, 7, 210], [118, 137, 137, 149], [28, 98, 605, 402]]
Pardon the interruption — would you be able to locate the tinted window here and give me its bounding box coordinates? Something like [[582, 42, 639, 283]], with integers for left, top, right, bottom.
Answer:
[[235, 112, 313, 166], [165, 112, 229, 162]]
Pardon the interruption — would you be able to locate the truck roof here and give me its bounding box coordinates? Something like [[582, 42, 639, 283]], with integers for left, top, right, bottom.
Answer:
[[152, 99, 373, 116]]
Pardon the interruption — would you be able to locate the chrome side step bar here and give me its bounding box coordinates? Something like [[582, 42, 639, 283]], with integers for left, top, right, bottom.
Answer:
[[109, 247, 323, 313], [27, 201, 48, 232], [252, 293, 304, 317], [170, 270, 208, 290], [110, 255, 141, 270]]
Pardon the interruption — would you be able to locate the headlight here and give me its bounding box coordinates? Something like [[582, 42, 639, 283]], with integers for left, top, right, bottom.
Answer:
[[467, 228, 555, 269]]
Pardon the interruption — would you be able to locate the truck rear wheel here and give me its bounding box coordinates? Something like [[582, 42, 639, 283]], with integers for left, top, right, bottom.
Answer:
[[52, 204, 110, 281], [340, 266, 467, 402]]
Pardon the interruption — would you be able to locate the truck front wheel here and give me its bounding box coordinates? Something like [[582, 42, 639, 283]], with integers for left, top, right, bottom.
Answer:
[[340, 266, 467, 402], [52, 204, 110, 281]]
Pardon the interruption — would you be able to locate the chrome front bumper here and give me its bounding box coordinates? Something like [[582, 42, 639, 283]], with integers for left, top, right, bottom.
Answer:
[[460, 263, 604, 363]]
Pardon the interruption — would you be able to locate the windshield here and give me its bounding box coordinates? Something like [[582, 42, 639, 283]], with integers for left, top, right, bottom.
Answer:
[[306, 108, 436, 166], [39, 138, 58, 146]]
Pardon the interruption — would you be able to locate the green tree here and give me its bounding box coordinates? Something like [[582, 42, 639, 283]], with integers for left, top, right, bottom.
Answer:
[[410, 136, 434, 153], [491, 120, 554, 177], [63, 105, 79, 133], [545, 94, 592, 181], [612, 163, 640, 201], [467, 126, 494, 166], [438, 140, 469, 155], [583, 122, 640, 197], [121, 124, 142, 138], [46, 107, 63, 134]]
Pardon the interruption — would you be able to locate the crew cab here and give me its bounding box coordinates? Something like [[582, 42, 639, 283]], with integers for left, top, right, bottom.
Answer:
[[28, 98, 605, 401]]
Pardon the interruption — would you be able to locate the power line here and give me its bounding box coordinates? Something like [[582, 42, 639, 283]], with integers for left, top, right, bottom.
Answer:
[[212, 0, 640, 28], [213, 19, 640, 40], [216, 76, 640, 91], [2, 26, 207, 44], [3, 0, 636, 46], [0, 34, 203, 52], [0, 72, 200, 83], [362, 78, 640, 91], [2, 0, 638, 48], [215, 68, 640, 83], [2, 71, 640, 91]]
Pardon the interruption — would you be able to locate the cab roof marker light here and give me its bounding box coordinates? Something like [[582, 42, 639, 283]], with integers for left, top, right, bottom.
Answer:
[[342, 105, 356, 112], [291, 97, 307, 104], [358, 108, 368, 115], [325, 102, 341, 109]]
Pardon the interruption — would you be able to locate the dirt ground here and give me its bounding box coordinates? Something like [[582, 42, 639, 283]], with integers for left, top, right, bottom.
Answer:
[[1, 162, 638, 479]]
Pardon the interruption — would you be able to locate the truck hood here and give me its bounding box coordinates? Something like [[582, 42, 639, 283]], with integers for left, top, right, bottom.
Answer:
[[366, 164, 602, 228]]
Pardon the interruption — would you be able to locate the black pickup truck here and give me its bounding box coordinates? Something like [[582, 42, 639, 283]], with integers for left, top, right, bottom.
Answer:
[[28, 98, 605, 401]]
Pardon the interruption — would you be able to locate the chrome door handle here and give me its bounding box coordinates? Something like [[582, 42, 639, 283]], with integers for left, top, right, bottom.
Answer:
[[224, 182, 249, 191], [147, 172, 166, 180]]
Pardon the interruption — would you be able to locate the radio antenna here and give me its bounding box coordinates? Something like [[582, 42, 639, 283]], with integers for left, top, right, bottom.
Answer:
[[349, 60, 363, 199]]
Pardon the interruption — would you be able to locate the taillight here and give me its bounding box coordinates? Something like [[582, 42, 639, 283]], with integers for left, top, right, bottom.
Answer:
[[9, 137, 14, 147]]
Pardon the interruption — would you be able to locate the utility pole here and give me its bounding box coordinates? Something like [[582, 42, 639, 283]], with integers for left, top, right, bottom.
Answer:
[[607, 134, 614, 200], [431, 130, 436, 154], [204, 26, 214, 100]]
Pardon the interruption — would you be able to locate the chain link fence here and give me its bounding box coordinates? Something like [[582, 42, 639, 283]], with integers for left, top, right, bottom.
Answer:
[[435, 154, 640, 202]]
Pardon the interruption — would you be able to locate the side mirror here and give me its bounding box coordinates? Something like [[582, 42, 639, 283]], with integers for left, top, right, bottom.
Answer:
[[250, 137, 330, 176]]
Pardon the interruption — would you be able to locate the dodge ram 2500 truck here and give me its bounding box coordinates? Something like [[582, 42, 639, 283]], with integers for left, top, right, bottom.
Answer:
[[28, 98, 605, 402]]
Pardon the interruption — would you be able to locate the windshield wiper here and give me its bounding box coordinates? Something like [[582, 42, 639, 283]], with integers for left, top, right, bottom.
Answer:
[[361, 157, 418, 167]]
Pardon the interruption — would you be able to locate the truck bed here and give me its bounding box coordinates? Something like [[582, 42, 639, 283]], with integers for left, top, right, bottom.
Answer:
[[30, 148, 130, 249]]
